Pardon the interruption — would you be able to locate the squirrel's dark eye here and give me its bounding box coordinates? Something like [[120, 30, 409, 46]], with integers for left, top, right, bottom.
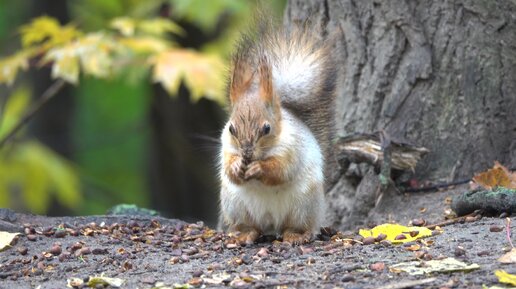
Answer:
[[262, 123, 271, 135], [229, 124, 236, 136]]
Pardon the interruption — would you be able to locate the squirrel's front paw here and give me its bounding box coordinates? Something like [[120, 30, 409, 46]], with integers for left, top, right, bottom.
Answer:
[[244, 161, 263, 180], [228, 157, 246, 184]]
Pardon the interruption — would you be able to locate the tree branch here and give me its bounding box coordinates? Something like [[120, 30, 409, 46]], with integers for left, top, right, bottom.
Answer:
[[0, 79, 66, 148]]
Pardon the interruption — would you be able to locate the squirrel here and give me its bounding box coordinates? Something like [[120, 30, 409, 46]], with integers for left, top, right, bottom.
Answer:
[[218, 17, 337, 245]]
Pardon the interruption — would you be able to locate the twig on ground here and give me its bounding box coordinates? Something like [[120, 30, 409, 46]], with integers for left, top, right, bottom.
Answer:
[[425, 212, 478, 230], [0, 79, 66, 148], [374, 277, 437, 289], [506, 217, 514, 249]]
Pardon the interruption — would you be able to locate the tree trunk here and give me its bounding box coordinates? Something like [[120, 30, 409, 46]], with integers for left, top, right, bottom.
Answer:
[[285, 0, 516, 229]]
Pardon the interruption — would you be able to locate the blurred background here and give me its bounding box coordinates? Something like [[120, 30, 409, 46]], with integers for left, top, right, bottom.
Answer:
[[0, 0, 286, 227]]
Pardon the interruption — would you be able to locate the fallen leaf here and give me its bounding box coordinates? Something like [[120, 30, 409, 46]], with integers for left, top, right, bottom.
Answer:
[[359, 224, 433, 244], [472, 161, 516, 190], [87, 276, 125, 288], [389, 257, 479, 275], [67, 277, 83, 288], [0, 231, 20, 251], [495, 270, 516, 286], [498, 248, 516, 264]]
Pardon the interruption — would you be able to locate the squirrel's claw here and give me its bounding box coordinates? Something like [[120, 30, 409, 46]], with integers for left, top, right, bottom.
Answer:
[[228, 157, 246, 184], [244, 161, 262, 180]]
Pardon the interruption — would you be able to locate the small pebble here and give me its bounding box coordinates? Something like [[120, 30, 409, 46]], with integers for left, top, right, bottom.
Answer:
[[226, 243, 238, 249], [499, 212, 509, 218], [54, 230, 66, 238], [477, 250, 489, 256], [394, 234, 407, 240], [375, 233, 387, 242], [27, 234, 37, 242], [363, 237, 376, 245], [489, 225, 504, 232], [17, 246, 28, 256], [50, 245, 62, 255], [79, 247, 91, 255], [192, 270, 203, 278], [256, 247, 269, 258], [454, 246, 466, 256], [341, 275, 355, 282], [411, 218, 426, 226], [188, 277, 203, 286], [369, 262, 385, 271]]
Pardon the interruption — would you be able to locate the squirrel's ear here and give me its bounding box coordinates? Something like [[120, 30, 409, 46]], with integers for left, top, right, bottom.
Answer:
[[229, 57, 254, 104], [258, 56, 274, 103]]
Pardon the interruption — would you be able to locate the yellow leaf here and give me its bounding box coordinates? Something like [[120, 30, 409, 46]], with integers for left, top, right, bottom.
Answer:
[[43, 33, 119, 82], [495, 270, 516, 286], [44, 46, 80, 84], [359, 223, 433, 244], [151, 49, 226, 103], [138, 18, 184, 36], [19, 16, 81, 48], [0, 86, 31, 139], [0, 52, 30, 86], [76, 33, 117, 78], [110, 17, 136, 37], [19, 16, 61, 47], [0, 232, 20, 251], [119, 37, 170, 54]]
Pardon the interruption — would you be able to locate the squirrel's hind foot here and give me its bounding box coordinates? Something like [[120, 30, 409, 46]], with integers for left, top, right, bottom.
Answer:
[[282, 230, 312, 245], [230, 226, 261, 245]]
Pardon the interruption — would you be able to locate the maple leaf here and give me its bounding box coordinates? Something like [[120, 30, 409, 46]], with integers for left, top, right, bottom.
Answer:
[[472, 161, 516, 190], [110, 17, 136, 37], [111, 17, 183, 37], [138, 19, 184, 36], [151, 49, 226, 103], [19, 16, 81, 48], [119, 37, 171, 54], [43, 45, 80, 84], [42, 33, 120, 83], [0, 51, 30, 86]]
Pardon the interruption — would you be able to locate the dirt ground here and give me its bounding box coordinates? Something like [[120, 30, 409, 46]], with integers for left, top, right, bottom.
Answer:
[[0, 185, 514, 289]]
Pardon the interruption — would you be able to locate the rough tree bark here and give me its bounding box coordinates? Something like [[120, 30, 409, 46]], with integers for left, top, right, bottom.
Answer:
[[285, 0, 516, 229]]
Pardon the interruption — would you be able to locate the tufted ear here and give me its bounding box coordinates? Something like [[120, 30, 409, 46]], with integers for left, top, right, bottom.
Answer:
[[229, 57, 254, 104], [258, 56, 274, 104]]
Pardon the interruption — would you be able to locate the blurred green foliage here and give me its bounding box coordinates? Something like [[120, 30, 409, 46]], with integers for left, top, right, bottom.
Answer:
[[0, 0, 285, 216], [0, 87, 81, 213]]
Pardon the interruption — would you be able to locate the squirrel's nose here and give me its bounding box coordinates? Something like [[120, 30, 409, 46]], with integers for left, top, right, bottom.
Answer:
[[242, 144, 254, 163]]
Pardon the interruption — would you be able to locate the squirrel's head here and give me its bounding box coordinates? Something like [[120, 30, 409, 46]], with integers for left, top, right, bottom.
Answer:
[[227, 55, 281, 164]]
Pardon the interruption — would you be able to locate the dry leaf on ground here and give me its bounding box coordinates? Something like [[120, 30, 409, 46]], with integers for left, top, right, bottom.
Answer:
[[498, 248, 516, 264], [0, 231, 20, 251], [472, 161, 516, 190], [389, 257, 479, 275]]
